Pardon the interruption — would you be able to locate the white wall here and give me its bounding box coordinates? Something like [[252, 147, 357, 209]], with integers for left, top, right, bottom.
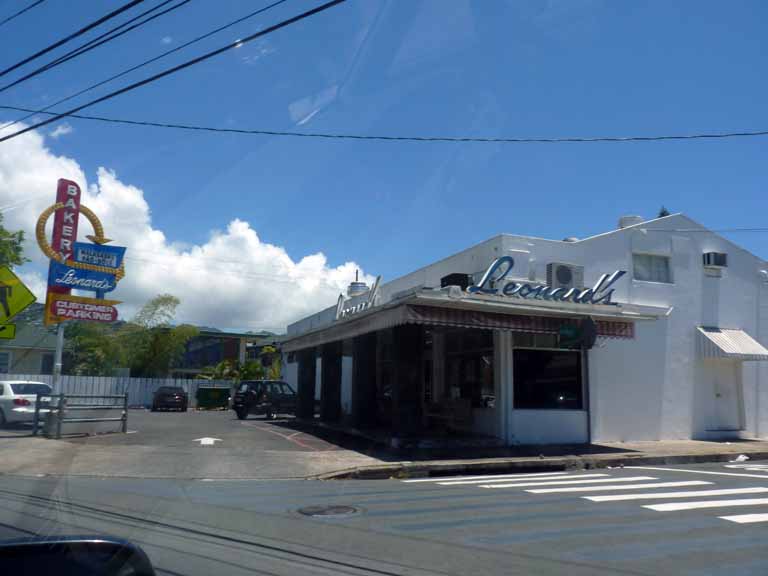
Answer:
[[512, 410, 589, 444]]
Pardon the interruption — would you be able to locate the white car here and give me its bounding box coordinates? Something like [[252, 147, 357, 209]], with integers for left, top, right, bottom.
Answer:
[[0, 380, 52, 426]]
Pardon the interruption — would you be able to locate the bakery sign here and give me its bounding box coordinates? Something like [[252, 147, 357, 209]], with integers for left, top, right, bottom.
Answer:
[[468, 256, 626, 306], [37, 178, 125, 324]]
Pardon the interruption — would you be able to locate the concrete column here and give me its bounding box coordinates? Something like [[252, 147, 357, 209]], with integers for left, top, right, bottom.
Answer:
[[238, 338, 247, 364], [296, 349, 316, 420], [320, 341, 342, 422], [431, 329, 446, 402], [495, 331, 514, 445], [351, 332, 377, 428], [391, 324, 423, 436]]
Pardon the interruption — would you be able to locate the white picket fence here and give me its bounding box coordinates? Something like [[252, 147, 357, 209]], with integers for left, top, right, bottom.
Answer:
[[4, 374, 236, 408]]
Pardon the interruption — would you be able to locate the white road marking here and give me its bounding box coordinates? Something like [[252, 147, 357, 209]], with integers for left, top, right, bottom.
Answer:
[[401, 471, 569, 483], [438, 473, 604, 486], [627, 466, 768, 480], [644, 498, 768, 512], [719, 513, 768, 524], [585, 486, 766, 502], [193, 437, 222, 446], [529, 480, 712, 494], [480, 476, 657, 489]]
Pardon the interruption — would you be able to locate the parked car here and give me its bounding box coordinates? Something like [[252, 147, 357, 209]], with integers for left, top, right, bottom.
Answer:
[[232, 380, 296, 420], [151, 386, 188, 412], [0, 381, 52, 426]]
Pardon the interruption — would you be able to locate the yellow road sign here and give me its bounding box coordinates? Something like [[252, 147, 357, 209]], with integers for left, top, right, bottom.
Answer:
[[0, 324, 16, 339], [0, 266, 36, 325]]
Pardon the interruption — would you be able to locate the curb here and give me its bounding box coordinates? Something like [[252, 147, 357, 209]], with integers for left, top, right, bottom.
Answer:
[[317, 451, 768, 480]]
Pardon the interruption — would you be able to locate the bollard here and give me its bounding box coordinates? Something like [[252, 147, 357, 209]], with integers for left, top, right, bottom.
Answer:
[[33, 393, 41, 436], [122, 392, 128, 433], [55, 394, 66, 440]]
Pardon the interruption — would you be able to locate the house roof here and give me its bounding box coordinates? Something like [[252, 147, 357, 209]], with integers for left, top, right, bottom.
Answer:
[[0, 303, 58, 351]]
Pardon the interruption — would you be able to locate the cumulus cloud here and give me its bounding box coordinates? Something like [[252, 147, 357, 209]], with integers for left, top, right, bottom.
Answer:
[[0, 124, 371, 332], [49, 123, 73, 139]]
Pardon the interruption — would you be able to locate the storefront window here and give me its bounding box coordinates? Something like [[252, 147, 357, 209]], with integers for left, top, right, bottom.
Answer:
[[513, 349, 582, 409], [445, 329, 495, 408]]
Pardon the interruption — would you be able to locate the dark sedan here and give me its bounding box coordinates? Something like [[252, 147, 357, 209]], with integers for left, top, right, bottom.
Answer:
[[151, 386, 188, 412]]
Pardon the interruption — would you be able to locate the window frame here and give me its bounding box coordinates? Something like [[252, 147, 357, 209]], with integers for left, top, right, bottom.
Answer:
[[512, 348, 584, 411], [0, 351, 10, 374], [632, 252, 673, 284]]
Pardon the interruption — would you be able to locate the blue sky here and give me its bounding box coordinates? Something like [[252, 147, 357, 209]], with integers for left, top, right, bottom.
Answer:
[[1, 0, 767, 329]]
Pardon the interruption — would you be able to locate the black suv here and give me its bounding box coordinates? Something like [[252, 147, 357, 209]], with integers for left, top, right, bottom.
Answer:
[[151, 386, 188, 412], [232, 380, 296, 420]]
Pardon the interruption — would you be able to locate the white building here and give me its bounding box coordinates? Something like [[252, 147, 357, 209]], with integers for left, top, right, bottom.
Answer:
[[283, 214, 768, 445]]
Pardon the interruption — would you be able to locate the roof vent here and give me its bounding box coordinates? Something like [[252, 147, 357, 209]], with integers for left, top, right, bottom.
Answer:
[[347, 270, 369, 297], [618, 215, 645, 229], [562, 237, 579, 243]]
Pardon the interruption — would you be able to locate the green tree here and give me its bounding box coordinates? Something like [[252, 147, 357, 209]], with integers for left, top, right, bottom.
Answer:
[[66, 322, 125, 376], [657, 206, 671, 218], [200, 359, 265, 381], [0, 213, 27, 268], [125, 294, 198, 378]]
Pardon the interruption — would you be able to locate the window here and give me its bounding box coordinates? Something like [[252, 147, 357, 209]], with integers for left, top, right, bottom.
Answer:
[[633, 253, 672, 283], [513, 350, 582, 409], [10, 383, 52, 395], [41, 353, 54, 375], [445, 329, 495, 408], [0, 351, 9, 373]]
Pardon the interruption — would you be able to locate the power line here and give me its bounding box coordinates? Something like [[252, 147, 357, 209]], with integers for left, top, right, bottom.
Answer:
[[0, 0, 290, 132], [0, 0, 45, 29], [0, 0, 349, 144], [0, 0, 145, 79], [0, 0, 190, 95], [2, 103, 768, 145]]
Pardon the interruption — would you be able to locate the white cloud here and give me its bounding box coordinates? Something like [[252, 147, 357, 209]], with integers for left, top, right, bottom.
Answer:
[[0, 124, 371, 332], [49, 123, 73, 139], [161, 36, 172, 44]]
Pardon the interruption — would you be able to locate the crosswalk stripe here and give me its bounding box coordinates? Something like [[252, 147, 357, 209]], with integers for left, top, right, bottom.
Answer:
[[644, 498, 768, 512], [401, 471, 569, 483], [480, 476, 657, 489], [718, 513, 768, 524], [528, 480, 712, 494], [439, 473, 608, 486], [585, 485, 764, 501]]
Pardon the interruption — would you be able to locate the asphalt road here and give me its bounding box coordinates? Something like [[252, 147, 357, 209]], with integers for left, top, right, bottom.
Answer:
[[2, 461, 768, 575], [2, 410, 386, 479]]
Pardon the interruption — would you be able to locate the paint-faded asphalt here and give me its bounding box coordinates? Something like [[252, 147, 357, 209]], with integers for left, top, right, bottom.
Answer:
[[2, 461, 768, 574]]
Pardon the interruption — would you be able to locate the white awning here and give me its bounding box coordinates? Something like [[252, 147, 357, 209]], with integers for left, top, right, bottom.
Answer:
[[697, 327, 768, 361]]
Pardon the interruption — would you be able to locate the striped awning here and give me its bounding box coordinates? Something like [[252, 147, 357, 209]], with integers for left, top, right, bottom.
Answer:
[[405, 305, 634, 339], [697, 327, 768, 361], [283, 303, 635, 351]]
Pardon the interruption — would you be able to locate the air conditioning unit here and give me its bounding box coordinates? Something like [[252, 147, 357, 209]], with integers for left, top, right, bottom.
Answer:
[[703, 252, 727, 268], [440, 273, 473, 290], [546, 262, 584, 290]]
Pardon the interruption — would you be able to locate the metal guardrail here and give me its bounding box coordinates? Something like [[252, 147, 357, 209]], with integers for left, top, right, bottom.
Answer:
[[33, 393, 128, 439]]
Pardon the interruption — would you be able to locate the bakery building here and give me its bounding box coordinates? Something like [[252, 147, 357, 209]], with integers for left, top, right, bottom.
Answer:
[[282, 213, 768, 445]]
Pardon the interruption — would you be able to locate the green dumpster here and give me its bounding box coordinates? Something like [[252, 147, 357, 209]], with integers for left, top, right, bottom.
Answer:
[[196, 387, 230, 410]]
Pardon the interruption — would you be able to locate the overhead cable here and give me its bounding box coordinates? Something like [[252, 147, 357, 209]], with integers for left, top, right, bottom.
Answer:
[[0, 0, 145, 79], [0, 0, 191, 95], [0, 0, 349, 144], [0, 0, 290, 131], [1, 104, 767, 145]]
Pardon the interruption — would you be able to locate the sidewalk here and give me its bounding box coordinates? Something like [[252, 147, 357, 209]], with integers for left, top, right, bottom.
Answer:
[[315, 438, 768, 479]]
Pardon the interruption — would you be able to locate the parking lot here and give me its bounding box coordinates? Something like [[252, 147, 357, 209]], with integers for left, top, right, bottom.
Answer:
[[1, 408, 386, 480]]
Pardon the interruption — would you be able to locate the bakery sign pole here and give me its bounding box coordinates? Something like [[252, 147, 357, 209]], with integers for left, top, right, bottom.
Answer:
[[36, 178, 127, 392]]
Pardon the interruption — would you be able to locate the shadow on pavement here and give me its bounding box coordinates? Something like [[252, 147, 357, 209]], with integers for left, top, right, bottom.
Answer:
[[265, 418, 641, 462]]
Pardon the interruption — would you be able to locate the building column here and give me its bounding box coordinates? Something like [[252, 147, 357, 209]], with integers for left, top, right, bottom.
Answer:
[[351, 332, 377, 428], [296, 348, 316, 420], [495, 331, 514, 445], [320, 341, 342, 422], [431, 329, 446, 402], [392, 324, 423, 436], [238, 338, 247, 364]]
